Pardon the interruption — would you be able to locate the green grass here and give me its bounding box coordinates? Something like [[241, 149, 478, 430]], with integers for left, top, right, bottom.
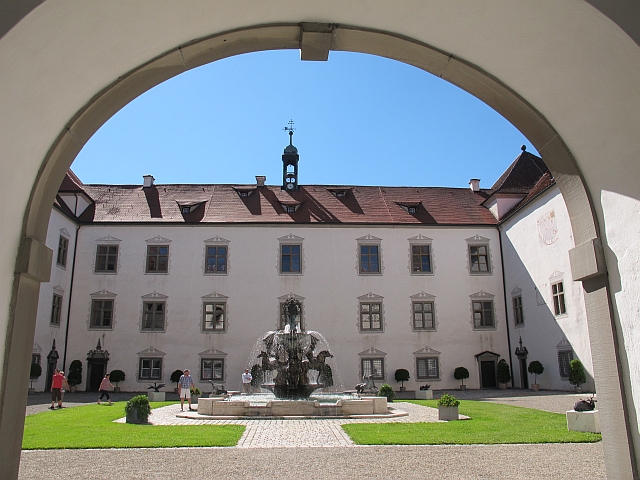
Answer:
[[342, 400, 601, 445], [22, 402, 244, 450]]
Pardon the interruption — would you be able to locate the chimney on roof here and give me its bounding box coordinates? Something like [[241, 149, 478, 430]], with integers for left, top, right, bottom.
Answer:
[[469, 179, 481, 192], [256, 175, 266, 187], [142, 175, 155, 188]]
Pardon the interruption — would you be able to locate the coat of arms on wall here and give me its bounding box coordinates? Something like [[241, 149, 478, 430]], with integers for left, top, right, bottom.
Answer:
[[537, 210, 559, 245]]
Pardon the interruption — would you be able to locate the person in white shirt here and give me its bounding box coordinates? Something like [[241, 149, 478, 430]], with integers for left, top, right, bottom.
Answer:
[[241, 369, 252, 394]]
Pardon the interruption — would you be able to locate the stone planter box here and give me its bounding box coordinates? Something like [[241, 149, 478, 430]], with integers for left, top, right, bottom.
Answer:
[[566, 409, 600, 433], [531, 384, 540, 391], [28, 388, 36, 395], [114, 386, 121, 393], [459, 385, 466, 391], [125, 409, 148, 424], [438, 405, 459, 421], [415, 389, 433, 400], [394, 390, 416, 400], [148, 391, 165, 402], [499, 383, 508, 390]]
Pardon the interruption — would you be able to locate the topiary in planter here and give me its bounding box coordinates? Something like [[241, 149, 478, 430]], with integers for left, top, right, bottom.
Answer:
[[497, 359, 511, 385], [528, 361, 544, 385], [109, 369, 125, 391], [170, 369, 183, 392], [125, 394, 151, 424], [569, 359, 586, 388], [29, 363, 42, 391], [437, 393, 460, 421], [437, 393, 460, 407], [378, 384, 395, 402], [454, 367, 470, 388], [67, 360, 83, 388], [394, 368, 410, 390]]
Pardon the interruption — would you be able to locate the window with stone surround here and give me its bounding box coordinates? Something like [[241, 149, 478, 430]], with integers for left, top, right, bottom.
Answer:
[[201, 358, 224, 381], [57, 235, 69, 267], [416, 357, 440, 379], [412, 301, 435, 331], [513, 295, 524, 326], [146, 245, 169, 273], [203, 302, 226, 332], [142, 301, 165, 332], [139, 358, 162, 380], [558, 350, 573, 378], [95, 245, 119, 273], [552, 281, 567, 316], [90, 299, 113, 329], [361, 358, 384, 380], [50, 293, 62, 326]]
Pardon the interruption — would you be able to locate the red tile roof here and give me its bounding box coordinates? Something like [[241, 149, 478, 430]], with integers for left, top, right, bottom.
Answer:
[[76, 183, 498, 225]]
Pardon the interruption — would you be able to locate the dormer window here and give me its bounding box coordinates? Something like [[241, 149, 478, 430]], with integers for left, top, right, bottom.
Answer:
[[181, 206, 192, 214], [234, 188, 255, 198], [328, 189, 350, 198], [397, 202, 421, 214], [280, 202, 301, 214], [176, 201, 204, 215]]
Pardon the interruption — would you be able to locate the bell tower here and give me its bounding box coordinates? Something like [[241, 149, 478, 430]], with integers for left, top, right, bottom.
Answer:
[[282, 120, 299, 191]]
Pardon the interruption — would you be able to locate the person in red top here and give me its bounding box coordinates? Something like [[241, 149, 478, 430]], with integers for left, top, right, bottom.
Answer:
[[97, 373, 113, 405], [50, 369, 65, 410]]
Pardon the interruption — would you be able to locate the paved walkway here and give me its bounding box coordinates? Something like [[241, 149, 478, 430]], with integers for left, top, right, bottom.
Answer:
[[19, 390, 605, 479]]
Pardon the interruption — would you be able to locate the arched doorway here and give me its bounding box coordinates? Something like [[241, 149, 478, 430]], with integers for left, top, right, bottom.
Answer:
[[1, 5, 639, 479]]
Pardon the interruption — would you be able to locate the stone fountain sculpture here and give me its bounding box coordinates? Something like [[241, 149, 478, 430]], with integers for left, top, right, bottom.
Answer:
[[251, 298, 334, 399]]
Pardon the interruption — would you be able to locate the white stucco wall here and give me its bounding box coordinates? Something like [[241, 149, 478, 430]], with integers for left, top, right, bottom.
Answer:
[[500, 186, 594, 391], [32, 208, 78, 391], [60, 223, 508, 393]]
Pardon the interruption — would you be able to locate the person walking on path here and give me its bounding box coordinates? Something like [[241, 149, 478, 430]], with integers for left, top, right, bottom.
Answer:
[[242, 368, 252, 394], [178, 369, 195, 412], [59, 371, 69, 403], [50, 369, 65, 409], [97, 373, 114, 405]]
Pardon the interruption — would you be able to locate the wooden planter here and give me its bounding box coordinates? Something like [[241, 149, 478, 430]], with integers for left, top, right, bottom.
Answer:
[[125, 409, 148, 424], [438, 406, 459, 421]]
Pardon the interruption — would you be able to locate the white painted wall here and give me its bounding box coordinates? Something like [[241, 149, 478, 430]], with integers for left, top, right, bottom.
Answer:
[[60, 223, 508, 393], [32, 208, 78, 391], [500, 186, 594, 391]]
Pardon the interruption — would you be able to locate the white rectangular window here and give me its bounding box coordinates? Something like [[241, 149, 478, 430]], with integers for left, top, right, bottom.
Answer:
[[359, 245, 380, 273], [416, 357, 439, 379], [469, 244, 490, 273], [146, 245, 168, 273], [361, 358, 384, 379], [201, 358, 224, 381], [411, 245, 432, 273], [139, 358, 162, 380], [412, 301, 435, 330], [205, 245, 227, 273], [142, 302, 165, 331], [360, 302, 383, 331], [558, 350, 573, 377], [203, 303, 225, 331], [95, 245, 118, 273], [513, 296, 524, 325], [552, 282, 567, 315], [473, 300, 494, 328], [50, 294, 63, 326], [280, 244, 301, 273], [57, 236, 69, 267], [90, 299, 113, 329]]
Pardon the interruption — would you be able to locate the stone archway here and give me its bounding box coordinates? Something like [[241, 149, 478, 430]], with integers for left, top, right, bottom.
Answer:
[[1, 4, 639, 479]]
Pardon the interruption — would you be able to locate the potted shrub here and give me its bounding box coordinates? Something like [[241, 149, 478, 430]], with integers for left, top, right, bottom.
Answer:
[[497, 359, 511, 389], [378, 384, 395, 402], [109, 369, 125, 392], [416, 383, 433, 400], [437, 393, 460, 421], [454, 366, 469, 390], [528, 360, 544, 391], [191, 386, 201, 404], [569, 359, 586, 393], [125, 394, 151, 424], [394, 368, 410, 392], [170, 369, 183, 393], [147, 382, 166, 402], [67, 360, 82, 392], [29, 363, 42, 394]]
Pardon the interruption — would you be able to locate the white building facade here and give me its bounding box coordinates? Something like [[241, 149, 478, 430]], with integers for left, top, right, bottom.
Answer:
[[31, 148, 594, 395]]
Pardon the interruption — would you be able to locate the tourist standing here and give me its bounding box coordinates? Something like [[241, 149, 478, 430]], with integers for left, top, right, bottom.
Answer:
[[59, 371, 69, 403], [50, 369, 65, 409], [97, 373, 113, 405], [178, 369, 195, 412], [242, 368, 252, 394]]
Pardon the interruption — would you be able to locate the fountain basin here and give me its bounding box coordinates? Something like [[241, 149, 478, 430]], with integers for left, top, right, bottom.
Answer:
[[197, 396, 388, 417]]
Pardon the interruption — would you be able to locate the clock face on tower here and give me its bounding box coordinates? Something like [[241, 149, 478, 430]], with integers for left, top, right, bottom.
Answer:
[[537, 210, 559, 245], [286, 183, 294, 190]]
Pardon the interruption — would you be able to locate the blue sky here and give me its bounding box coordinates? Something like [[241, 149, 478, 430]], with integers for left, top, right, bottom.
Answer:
[[72, 50, 536, 188]]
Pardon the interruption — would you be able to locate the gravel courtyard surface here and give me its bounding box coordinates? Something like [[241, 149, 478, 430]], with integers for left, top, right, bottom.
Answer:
[[20, 390, 604, 479], [19, 443, 605, 479]]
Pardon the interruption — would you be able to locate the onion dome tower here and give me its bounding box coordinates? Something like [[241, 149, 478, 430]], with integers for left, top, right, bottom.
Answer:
[[282, 120, 299, 191]]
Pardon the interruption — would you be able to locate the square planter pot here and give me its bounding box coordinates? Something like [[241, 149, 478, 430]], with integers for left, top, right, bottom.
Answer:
[[148, 391, 165, 402], [531, 384, 540, 391], [460, 385, 466, 391], [125, 409, 148, 424], [415, 389, 433, 400], [438, 405, 459, 421]]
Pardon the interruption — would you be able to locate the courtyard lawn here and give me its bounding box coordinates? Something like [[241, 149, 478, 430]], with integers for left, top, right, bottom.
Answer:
[[22, 402, 244, 450], [342, 400, 601, 445]]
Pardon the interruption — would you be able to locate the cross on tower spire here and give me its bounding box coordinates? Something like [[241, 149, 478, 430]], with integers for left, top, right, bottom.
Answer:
[[283, 119, 295, 145]]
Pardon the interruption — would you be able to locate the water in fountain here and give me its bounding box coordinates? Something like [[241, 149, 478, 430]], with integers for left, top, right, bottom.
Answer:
[[247, 298, 344, 399]]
